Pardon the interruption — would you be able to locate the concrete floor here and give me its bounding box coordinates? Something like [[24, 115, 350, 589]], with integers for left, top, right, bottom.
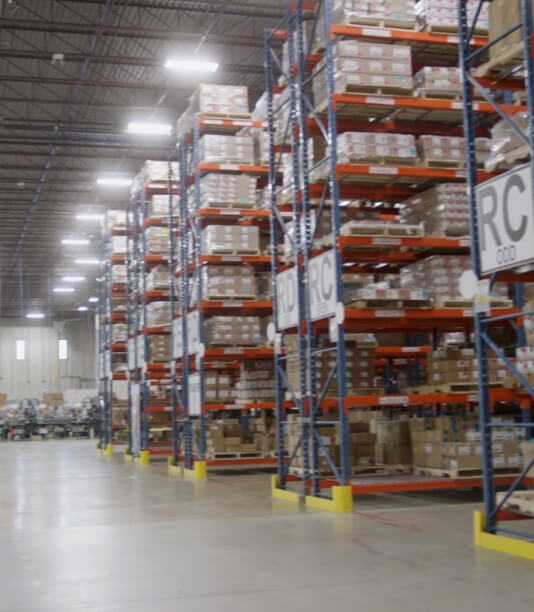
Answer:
[[0, 441, 533, 611]]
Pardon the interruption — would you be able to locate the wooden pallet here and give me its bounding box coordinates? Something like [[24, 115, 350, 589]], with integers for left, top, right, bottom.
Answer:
[[197, 111, 253, 121], [200, 201, 257, 210], [434, 299, 512, 309], [414, 466, 518, 479], [496, 490, 534, 516], [415, 382, 501, 395], [419, 91, 462, 101], [352, 464, 388, 476], [204, 248, 261, 256], [207, 451, 263, 460], [348, 299, 430, 309], [422, 23, 488, 36], [421, 158, 466, 170], [340, 222, 424, 238], [383, 463, 413, 474], [316, 86, 414, 113], [204, 294, 258, 302], [340, 156, 418, 167], [485, 145, 531, 174], [344, 16, 417, 30], [477, 42, 525, 78]]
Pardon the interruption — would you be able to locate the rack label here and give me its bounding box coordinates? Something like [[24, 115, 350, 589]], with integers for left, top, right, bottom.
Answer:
[[188, 373, 202, 416], [221, 256, 241, 261], [223, 301, 242, 307], [276, 267, 299, 330], [447, 35, 460, 43], [369, 166, 398, 175], [220, 164, 240, 171], [128, 338, 136, 370], [365, 96, 395, 106], [363, 28, 391, 37], [463, 309, 474, 317], [220, 210, 241, 216], [376, 309, 404, 317], [379, 396, 409, 405], [402, 347, 420, 353], [172, 318, 183, 359], [223, 348, 242, 354], [203, 119, 223, 125], [309, 250, 337, 321], [475, 163, 534, 274], [372, 237, 401, 245], [187, 311, 199, 355]]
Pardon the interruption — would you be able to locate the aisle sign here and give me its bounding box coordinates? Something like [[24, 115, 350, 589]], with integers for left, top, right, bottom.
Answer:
[[476, 163, 534, 274], [309, 250, 336, 321], [127, 337, 135, 370], [188, 373, 202, 416], [136, 334, 145, 367], [276, 267, 298, 330], [131, 383, 141, 456], [187, 311, 199, 355], [172, 317, 183, 359]]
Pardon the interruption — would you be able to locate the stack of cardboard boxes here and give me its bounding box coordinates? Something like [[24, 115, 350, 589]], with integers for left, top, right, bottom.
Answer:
[[338, 132, 417, 164], [312, 40, 413, 110], [201, 225, 260, 255], [415, 0, 488, 33], [147, 194, 178, 219], [146, 336, 171, 363], [146, 302, 171, 327], [418, 135, 491, 167], [199, 414, 275, 458], [286, 413, 378, 473], [205, 372, 236, 404], [401, 255, 509, 303], [201, 265, 257, 300], [204, 316, 262, 346], [145, 227, 170, 254], [329, 0, 416, 28], [198, 174, 257, 209], [198, 135, 255, 165], [147, 265, 169, 291], [410, 416, 522, 472], [415, 66, 463, 98], [375, 420, 412, 466], [484, 112, 529, 172], [235, 361, 276, 404]]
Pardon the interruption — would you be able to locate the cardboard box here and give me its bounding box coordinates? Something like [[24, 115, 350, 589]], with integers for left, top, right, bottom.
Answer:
[[489, 0, 533, 59]]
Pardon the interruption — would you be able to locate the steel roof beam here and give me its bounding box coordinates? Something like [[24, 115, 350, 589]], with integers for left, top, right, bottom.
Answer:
[[0, 18, 277, 48], [0, 50, 265, 75]]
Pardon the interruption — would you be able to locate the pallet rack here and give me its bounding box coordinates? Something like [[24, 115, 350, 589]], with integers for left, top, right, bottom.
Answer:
[[266, 0, 533, 513], [98, 218, 128, 456], [168, 116, 279, 476], [458, 0, 534, 560], [126, 182, 174, 462]]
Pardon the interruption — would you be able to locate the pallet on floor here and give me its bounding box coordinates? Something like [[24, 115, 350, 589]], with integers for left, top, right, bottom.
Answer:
[[414, 466, 518, 479], [496, 490, 534, 516]]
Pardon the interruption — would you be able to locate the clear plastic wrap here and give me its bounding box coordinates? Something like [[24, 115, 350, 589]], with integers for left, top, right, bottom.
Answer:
[[145, 226, 170, 254], [201, 265, 257, 300], [338, 132, 417, 163], [198, 134, 255, 165], [147, 265, 169, 291], [147, 194, 179, 219], [198, 173, 257, 209], [190, 83, 249, 115], [146, 301, 171, 327], [201, 225, 260, 255], [415, 0, 488, 32], [204, 316, 262, 346], [111, 265, 127, 284], [112, 324, 128, 343]]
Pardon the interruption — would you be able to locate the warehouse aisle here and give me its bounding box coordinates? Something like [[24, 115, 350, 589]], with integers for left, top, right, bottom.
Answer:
[[0, 441, 532, 611]]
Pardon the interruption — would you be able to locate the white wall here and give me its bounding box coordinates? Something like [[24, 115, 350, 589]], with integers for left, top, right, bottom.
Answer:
[[0, 317, 96, 400]]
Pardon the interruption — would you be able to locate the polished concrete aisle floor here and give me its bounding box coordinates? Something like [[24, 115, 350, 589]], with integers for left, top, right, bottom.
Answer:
[[0, 440, 532, 611]]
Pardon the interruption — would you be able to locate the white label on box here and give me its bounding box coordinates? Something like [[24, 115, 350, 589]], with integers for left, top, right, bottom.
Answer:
[[493, 456, 505, 467], [363, 28, 391, 37], [459, 445, 471, 456], [365, 96, 395, 106], [508, 455, 521, 466], [376, 310, 405, 317], [372, 238, 401, 246], [220, 164, 240, 171], [425, 443, 433, 454], [379, 396, 408, 405], [451, 459, 459, 469], [492, 443, 503, 453], [369, 166, 398, 175]]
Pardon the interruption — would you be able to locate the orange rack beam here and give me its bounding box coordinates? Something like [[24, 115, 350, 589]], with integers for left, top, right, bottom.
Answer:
[[203, 347, 275, 362], [330, 24, 487, 47], [200, 300, 274, 315], [332, 93, 526, 117], [204, 402, 276, 413], [200, 254, 272, 265], [110, 255, 126, 264], [198, 163, 269, 176], [198, 208, 271, 219], [335, 164, 494, 183]]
